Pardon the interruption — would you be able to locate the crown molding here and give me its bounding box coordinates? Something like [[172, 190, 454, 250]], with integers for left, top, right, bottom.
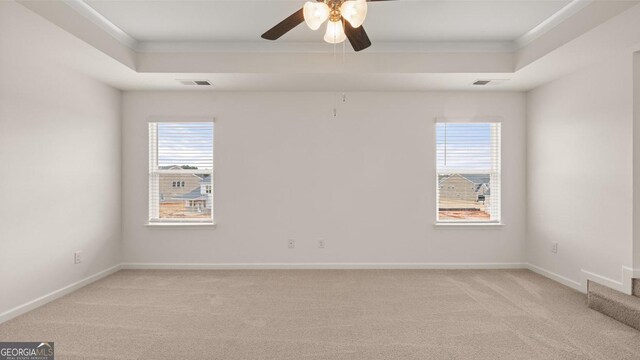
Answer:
[[136, 40, 515, 54], [61, 0, 592, 55], [513, 0, 594, 49], [62, 0, 139, 50]]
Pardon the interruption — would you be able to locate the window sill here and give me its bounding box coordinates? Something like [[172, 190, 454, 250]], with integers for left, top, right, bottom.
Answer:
[[433, 222, 503, 229], [146, 223, 216, 229]]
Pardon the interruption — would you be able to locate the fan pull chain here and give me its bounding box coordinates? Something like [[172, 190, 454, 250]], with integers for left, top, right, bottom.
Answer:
[[331, 21, 348, 117], [333, 39, 338, 117], [342, 38, 347, 103]]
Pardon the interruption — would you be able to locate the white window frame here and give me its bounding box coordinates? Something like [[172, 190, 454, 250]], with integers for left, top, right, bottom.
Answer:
[[434, 117, 502, 227], [147, 117, 215, 227]]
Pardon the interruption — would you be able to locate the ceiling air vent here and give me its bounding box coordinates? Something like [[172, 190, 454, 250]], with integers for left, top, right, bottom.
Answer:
[[177, 79, 213, 86], [472, 79, 509, 86]]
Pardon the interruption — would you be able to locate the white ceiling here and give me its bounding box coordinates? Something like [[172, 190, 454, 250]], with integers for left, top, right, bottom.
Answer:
[[16, 0, 640, 91], [85, 0, 570, 44]]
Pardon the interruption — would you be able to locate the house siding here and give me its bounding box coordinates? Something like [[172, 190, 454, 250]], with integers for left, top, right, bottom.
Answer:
[[159, 174, 203, 199], [439, 174, 478, 202]]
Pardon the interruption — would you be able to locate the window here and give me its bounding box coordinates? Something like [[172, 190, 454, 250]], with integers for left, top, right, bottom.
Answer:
[[436, 121, 501, 223], [148, 121, 214, 224]]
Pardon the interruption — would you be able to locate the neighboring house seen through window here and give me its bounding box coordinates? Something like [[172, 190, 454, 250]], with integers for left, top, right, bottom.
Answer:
[[148, 121, 214, 224], [436, 121, 501, 223]]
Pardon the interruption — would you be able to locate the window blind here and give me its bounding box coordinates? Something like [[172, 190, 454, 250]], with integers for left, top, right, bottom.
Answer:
[[436, 122, 501, 223], [148, 122, 214, 224]]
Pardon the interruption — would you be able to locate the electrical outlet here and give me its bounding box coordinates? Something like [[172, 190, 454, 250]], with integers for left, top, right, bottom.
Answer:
[[288, 239, 295, 249], [318, 239, 325, 249], [551, 243, 558, 254], [74, 251, 82, 264]]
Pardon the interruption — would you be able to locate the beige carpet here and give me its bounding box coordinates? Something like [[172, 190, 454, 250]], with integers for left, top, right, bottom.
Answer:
[[1, 269, 639, 360], [588, 281, 640, 331]]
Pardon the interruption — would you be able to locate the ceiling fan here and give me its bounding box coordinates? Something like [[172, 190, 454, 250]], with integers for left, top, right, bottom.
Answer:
[[261, 0, 395, 52]]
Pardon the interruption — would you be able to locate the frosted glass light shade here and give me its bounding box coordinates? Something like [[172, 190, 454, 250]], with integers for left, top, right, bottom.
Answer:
[[340, 0, 367, 28], [323, 20, 347, 44], [303, 1, 330, 30]]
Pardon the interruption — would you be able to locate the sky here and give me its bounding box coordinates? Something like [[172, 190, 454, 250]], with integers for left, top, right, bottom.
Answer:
[[436, 123, 499, 172], [157, 122, 214, 169]]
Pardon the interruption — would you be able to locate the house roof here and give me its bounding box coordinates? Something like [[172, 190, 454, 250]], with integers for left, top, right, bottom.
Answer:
[[198, 174, 211, 184], [460, 174, 490, 185], [439, 174, 490, 185], [170, 187, 207, 201]]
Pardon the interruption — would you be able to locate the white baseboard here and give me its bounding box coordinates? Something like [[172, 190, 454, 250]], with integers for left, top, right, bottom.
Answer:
[[524, 263, 640, 295], [581, 269, 625, 294], [121, 262, 528, 270], [0, 264, 122, 324], [582, 267, 640, 295], [0, 259, 629, 326], [622, 267, 640, 295], [526, 263, 584, 293], [3, 261, 584, 325]]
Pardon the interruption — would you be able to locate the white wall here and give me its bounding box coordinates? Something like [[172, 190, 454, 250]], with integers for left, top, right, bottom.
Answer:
[[635, 51, 640, 271], [0, 2, 122, 316], [122, 91, 526, 266], [527, 54, 634, 287]]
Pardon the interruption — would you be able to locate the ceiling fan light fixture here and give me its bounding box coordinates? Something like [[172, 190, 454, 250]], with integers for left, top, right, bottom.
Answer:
[[340, 0, 367, 28], [323, 19, 347, 44], [303, 1, 330, 30]]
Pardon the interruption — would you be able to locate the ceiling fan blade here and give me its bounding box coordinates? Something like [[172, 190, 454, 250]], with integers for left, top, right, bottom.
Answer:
[[321, 0, 397, 2], [261, 8, 305, 40], [344, 22, 372, 52]]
